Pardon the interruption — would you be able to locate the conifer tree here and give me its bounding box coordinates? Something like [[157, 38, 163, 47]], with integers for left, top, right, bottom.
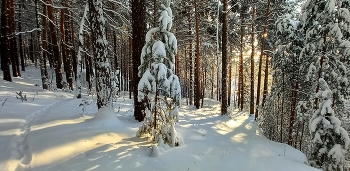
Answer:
[[136, 0, 182, 147], [300, 0, 350, 113], [309, 78, 349, 171]]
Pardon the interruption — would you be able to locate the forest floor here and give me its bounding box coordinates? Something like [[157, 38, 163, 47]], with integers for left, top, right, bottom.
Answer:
[[0, 66, 320, 171]]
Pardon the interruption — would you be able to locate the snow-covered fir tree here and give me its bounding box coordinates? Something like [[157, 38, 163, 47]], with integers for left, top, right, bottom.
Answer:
[[259, 3, 306, 146], [136, 0, 182, 147], [309, 78, 350, 171], [300, 0, 350, 114]]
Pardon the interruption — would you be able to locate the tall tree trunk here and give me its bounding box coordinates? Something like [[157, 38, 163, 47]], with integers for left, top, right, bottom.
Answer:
[[288, 82, 298, 145], [185, 46, 188, 105], [39, 0, 48, 89], [250, 1, 256, 115], [153, 0, 157, 28], [262, 54, 269, 106], [132, 0, 147, 121], [255, 0, 271, 119], [60, 2, 68, 76], [228, 52, 232, 106], [9, 0, 20, 77], [64, 2, 74, 90], [221, 0, 228, 115], [76, 3, 89, 98], [29, 33, 34, 63], [194, 0, 201, 109], [129, 36, 133, 99], [189, 43, 193, 105], [70, 12, 77, 81], [216, 0, 221, 102], [314, 33, 327, 107], [202, 67, 206, 107], [85, 33, 93, 91], [239, 7, 244, 111], [211, 66, 214, 99], [47, 0, 63, 89], [88, 0, 112, 109], [1, 0, 11, 81], [18, 2, 25, 71]]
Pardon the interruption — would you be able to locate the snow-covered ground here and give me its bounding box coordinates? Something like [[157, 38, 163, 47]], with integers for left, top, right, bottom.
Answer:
[[0, 66, 320, 171]]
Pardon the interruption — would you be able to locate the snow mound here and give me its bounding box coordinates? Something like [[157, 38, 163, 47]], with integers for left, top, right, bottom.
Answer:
[[92, 107, 121, 127]]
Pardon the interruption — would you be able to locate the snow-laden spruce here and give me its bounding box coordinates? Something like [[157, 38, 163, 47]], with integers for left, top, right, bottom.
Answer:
[[136, 0, 182, 147], [300, 0, 350, 115], [309, 78, 349, 171]]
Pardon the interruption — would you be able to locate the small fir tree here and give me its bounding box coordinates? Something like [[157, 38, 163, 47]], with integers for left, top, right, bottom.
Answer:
[[136, 0, 181, 147], [309, 78, 350, 171]]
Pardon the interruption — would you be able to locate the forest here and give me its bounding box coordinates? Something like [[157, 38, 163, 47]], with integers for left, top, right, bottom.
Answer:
[[1, 0, 350, 170]]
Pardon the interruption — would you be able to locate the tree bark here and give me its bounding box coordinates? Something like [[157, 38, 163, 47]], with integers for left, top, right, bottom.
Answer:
[[1, 0, 11, 81], [132, 0, 147, 121], [194, 0, 201, 109], [38, 0, 48, 89], [262, 54, 269, 106], [88, 0, 112, 109], [18, 2, 25, 71], [249, 1, 256, 115], [46, 0, 63, 89], [9, 0, 20, 77], [288, 82, 298, 145], [221, 0, 228, 115], [239, 6, 244, 111], [255, 0, 271, 119]]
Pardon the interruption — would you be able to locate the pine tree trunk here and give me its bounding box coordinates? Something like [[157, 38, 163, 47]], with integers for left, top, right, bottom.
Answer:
[[132, 0, 147, 121], [76, 3, 89, 98], [29, 33, 34, 63], [255, 0, 271, 119], [221, 0, 228, 115], [70, 13, 77, 81], [189, 43, 193, 105], [211, 66, 214, 99], [249, 1, 256, 115], [85, 34, 93, 91], [194, 0, 201, 109], [64, 2, 74, 90], [228, 56, 231, 106], [47, 0, 63, 89], [88, 0, 112, 109], [239, 7, 244, 111], [185, 47, 188, 105], [60, 3, 68, 77], [153, 0, 157, 28], [129, 36, 133, 99], [38, 0, 48, 89], [288, 82, 298, 145], [1, 0, 11, 81], [262, 54, 269, 106], [314, 33, 326, 108], [18, 2, 25, 71], [202, 67, 206, 107], [9, 0, 20, 77]]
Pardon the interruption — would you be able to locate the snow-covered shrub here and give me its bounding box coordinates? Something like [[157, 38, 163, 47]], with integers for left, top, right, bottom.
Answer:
[[309, 78, 350, 171], [136, 0, 182, 147]]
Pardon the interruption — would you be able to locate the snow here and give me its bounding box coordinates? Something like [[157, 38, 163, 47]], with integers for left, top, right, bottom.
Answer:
[[0, 66, 320, 171], [152, 41, 166, 59]]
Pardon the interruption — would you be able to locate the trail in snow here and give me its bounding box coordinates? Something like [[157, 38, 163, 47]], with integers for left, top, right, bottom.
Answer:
[[13, 100, 60, 170], [0, 67, 320, 171]]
